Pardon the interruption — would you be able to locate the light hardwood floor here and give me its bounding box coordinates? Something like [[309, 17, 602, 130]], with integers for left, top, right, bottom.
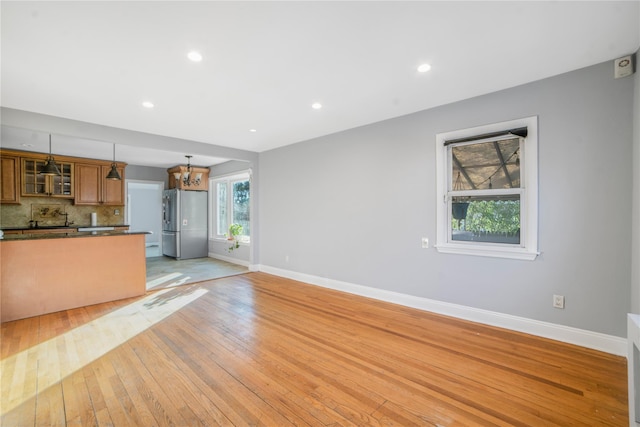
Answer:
[[1, 272, 628, 426]]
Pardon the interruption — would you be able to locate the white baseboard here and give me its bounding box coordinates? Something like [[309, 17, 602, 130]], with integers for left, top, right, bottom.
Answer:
[[208, 252, 251, 268], [258, 264, 627, 357]]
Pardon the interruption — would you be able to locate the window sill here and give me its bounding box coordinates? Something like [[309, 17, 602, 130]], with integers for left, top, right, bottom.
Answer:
[[435, 243, 538, 261], [212, 237, 250, 246]]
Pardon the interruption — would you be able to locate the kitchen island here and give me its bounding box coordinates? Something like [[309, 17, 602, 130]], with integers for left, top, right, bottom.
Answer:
[[0, 230, 149, 322]]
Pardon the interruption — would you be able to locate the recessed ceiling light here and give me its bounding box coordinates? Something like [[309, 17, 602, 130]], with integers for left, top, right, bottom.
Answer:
[[417, 63, 432, 73], [142, 101, 155, 109], [187, 51, 203, 62], [311, 102, 322, 110], [249, 129, 257, 133]]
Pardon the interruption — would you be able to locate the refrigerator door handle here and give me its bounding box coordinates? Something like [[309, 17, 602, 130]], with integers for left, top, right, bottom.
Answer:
[[162, 203, 166, 224]]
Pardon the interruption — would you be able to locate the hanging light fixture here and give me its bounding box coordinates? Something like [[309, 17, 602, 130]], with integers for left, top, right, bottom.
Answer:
[[105, 144, 121, 180], [183, 155, 192, 185], [175, 155, 202, 186], [40, 134, 61, 176]]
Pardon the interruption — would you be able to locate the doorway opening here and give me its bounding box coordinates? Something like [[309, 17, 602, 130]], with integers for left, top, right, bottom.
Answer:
[[125, 180, 164, 257]]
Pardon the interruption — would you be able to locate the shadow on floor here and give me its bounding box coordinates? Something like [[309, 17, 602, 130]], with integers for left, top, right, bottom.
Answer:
[[146, 256, 248, 290]]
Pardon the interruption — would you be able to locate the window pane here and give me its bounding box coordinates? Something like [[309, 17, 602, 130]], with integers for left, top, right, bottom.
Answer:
[[216, 182, 227, 235], [451, 137, 520, 191], [232, 180, 250, 236], [451, 195, 520, 244]]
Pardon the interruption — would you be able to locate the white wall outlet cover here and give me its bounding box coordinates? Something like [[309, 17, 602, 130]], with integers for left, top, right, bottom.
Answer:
[[421, 237, 429, 248], [553, 294, 565, 309]]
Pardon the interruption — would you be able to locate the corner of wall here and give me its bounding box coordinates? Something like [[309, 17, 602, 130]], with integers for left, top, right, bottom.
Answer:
[[632, 48, 640, 314]]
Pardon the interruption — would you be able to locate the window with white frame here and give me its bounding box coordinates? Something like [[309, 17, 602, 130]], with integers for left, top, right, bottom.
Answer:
[[212, 172, 251, 243], [435, 116, 538, 260]]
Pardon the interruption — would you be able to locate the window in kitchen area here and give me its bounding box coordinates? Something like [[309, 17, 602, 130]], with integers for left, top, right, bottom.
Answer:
[[435, 116, 538, 260], [211, 172, 251, 243]]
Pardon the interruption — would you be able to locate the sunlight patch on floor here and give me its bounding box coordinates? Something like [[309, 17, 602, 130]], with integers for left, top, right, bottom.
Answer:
[[146, 271, 186, 289], [0, 286, 208, 416]]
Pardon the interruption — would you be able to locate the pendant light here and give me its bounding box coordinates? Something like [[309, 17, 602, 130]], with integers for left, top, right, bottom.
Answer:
[[106, 143, 121, 180], [176, 155, 203, 186], [183, 155, 192, 184], [40, 134, 61, 176]]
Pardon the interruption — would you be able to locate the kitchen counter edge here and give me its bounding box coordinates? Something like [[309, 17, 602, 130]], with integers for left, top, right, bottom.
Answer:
[[1, 224, 130, 231], [0, 230, 151, 241]]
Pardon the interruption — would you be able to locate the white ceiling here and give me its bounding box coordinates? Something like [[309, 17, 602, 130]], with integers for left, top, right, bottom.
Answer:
[[1, 1, 639, 167]]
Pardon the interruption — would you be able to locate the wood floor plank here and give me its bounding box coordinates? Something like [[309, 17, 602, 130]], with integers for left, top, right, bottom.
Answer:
[[81, 360, 112, 425], [89, 356, 136, 426], [34, 381, 65, 427], [107, 346, 172, 427], [0, 394, 37, 427], [61, 370, 98, 427], [128, 332, 224, 426], [113, 341, 191, 427], [0, 272, 629, 426]]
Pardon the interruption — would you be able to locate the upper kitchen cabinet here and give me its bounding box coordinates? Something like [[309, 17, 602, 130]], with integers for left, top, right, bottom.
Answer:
[[21, 157, 74, 198], [0, 154, 20, 204], [168, 165, 209, 191], [75, 162, 125, 205]]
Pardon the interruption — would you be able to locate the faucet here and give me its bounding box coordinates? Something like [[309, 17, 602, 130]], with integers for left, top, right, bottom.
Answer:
[[62, 213, 74, 227], [29, 220, 38, 228]]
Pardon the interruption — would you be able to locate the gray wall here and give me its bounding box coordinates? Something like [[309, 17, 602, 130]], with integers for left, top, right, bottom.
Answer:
[[210, 160, 253, 177], [125, 164, 168, 187], [633, 49, 640, 315], [259, 59, 635, 337]]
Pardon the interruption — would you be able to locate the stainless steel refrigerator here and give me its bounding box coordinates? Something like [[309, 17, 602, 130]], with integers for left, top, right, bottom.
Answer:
[[162, 189, 208, 260]]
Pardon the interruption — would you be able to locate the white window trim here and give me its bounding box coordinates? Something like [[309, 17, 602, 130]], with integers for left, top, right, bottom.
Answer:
[[210, 171, 251, 242], [435, 116, 539, 260]]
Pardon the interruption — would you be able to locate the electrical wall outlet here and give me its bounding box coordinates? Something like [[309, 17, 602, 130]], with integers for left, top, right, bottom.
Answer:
[[553, 294, 565, 309], [421, 237, 429, 248], [114, 209, 120, 216]]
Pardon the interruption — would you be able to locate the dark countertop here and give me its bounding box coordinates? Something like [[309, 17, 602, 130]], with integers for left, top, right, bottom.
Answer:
[[1, 224, 130, 231], [0, 230, 150, 241]]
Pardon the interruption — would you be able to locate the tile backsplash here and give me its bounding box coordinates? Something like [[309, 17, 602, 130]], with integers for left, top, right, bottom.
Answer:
[[0, 197, 125, 228]]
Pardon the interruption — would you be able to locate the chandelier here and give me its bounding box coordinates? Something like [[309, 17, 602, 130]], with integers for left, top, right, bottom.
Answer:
[[173, 155, 202, 187]]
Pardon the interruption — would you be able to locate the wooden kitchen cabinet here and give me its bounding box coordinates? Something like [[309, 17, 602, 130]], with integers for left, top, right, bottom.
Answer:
[[1, 233, 146, 322], [103, 165, 125, 205], [75, 163, 125, 205], [21, 157, 74, 198], [2, 230, 23, 235], [0, 154, 20, 204], [168, 165, 209, 191], [26, 228, 77, 234]]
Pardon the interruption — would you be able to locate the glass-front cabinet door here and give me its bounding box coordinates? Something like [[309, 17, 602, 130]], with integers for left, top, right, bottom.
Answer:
[[22, 158, 74, 198], [22, 159, 47, 195], [50, 162, 73, 196]]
